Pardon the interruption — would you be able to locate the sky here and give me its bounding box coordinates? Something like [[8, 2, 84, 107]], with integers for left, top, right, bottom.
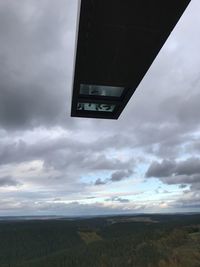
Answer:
[[0, 0, 200, 216]]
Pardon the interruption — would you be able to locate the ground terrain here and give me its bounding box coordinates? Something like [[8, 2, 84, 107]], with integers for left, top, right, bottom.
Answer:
[[0, 214, 200, 267]]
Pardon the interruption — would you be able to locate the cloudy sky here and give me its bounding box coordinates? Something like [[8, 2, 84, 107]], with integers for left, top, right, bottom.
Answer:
[[0, 0, 200, 216]]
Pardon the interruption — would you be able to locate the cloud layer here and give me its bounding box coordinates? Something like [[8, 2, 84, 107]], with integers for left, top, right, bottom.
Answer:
[[0, 0, 200, 215]]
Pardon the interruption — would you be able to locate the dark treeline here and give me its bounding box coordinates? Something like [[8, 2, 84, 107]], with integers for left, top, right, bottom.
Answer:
[[0, 214, 200, 267]]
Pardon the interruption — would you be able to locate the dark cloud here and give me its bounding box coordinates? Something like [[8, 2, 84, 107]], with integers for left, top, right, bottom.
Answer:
[[146, 160, 176, 178], [94, 169, 133, 186], [111, 170, 133, 182], [175, 158, 200, 176], [0, 0, 78, 130], [146, 158, 200, 178], [0, 176, 21, 187], [94, 178, 106, 186], [146, 158, 200, 198]]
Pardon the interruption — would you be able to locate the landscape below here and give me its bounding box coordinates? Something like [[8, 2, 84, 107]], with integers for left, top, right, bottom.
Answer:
[[0, 214, 200, 267]]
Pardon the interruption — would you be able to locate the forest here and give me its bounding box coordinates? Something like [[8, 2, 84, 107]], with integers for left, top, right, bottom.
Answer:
[[0, 214, 200, 267]]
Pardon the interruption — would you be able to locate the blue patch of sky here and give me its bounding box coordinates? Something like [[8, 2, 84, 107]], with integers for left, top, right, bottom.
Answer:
[[80, 170, 111, 184]]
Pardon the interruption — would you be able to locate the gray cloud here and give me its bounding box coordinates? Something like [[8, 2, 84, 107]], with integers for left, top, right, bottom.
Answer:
[[175, 158, 200, 176], [94, 169, 133, 186], [0, 135, 134, 168], [111, 170, 133, 182], [0, 0, 78, 130], [0, 176, 21, 187], [146, 160, 176, 178], [105, 196, 130, 203], [0, 137, 134, 181], [172, 191, 200, 210], [161, 174, 200, 186], [94, 178, 106, 186], [146, 158, 200, 178], [146, 158, 200, 198]]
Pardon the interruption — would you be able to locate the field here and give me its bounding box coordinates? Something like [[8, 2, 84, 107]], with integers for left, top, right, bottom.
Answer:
[[0, 214, 200, 267]]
